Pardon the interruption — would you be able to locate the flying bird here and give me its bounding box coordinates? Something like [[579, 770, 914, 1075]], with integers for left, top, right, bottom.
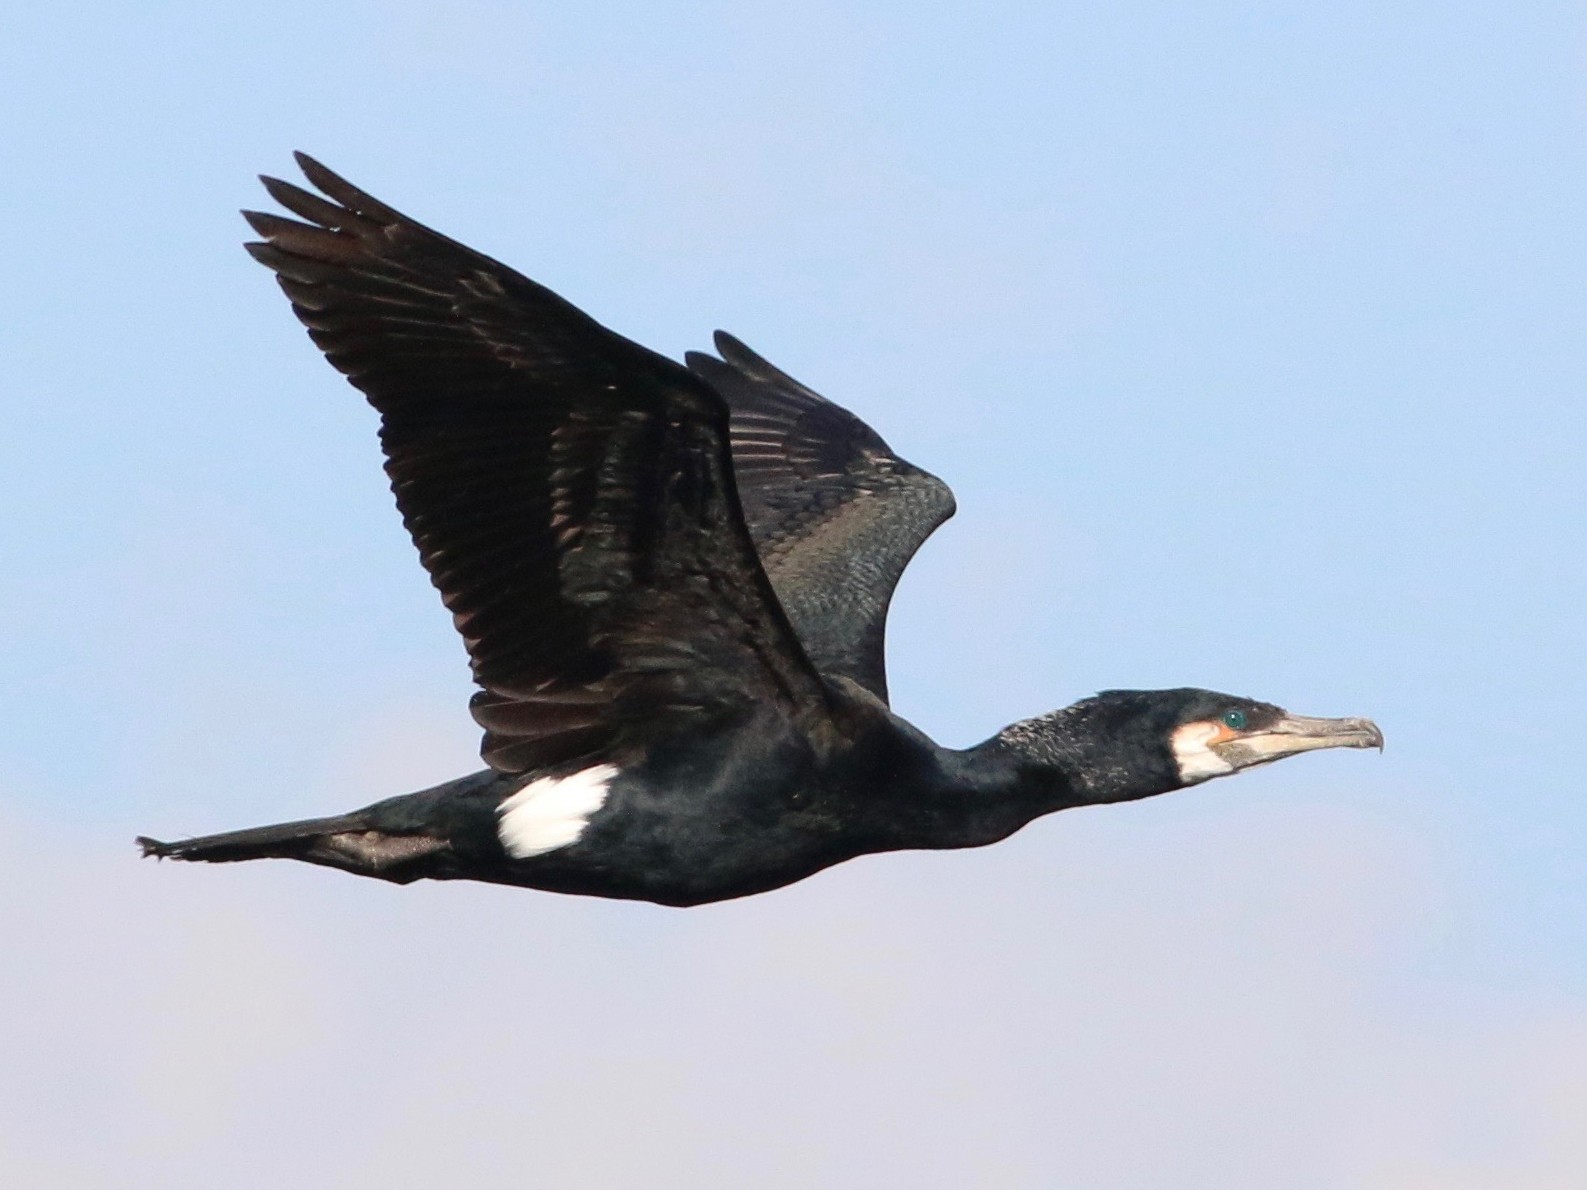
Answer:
[[138, 155, 1382, 906]]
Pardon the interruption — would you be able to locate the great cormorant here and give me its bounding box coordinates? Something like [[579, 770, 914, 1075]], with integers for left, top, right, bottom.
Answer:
[[137, 156, 1382, 907]]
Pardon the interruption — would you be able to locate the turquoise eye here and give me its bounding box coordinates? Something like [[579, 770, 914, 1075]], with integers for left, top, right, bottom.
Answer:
[[1222, 710, 1248, 730]]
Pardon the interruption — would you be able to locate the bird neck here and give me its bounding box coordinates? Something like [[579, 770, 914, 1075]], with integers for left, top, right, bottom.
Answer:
[[924, 703, 1181, 848]]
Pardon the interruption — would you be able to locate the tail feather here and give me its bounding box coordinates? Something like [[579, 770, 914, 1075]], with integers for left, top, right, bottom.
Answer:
[[137, 770, 508, 882], [137, 813, 368, 864]]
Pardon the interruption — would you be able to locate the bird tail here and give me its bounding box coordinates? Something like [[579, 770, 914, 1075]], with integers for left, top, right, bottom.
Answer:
[[136, 813, 369, 864], [136, 810, 449, 883], [138, 770, 508, 882]]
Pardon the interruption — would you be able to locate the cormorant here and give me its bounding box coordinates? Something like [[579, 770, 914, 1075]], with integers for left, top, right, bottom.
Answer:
[[137, 156, 1383, 907]]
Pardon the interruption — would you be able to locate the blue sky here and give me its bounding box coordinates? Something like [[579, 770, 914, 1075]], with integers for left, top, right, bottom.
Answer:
[[3, 2, 1586, 1185]]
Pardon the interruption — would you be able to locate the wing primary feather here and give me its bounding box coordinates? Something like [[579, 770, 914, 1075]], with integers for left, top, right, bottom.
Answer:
[[245, 158, 835, 772]]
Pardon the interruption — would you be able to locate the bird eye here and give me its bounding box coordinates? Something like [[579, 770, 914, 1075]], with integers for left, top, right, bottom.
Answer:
[[1222, 710, 1248, 730]]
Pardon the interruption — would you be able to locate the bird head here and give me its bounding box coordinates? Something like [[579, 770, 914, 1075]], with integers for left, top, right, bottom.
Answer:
[[1158, 689, 1384, 785], [1015, 688, 1383, 805]]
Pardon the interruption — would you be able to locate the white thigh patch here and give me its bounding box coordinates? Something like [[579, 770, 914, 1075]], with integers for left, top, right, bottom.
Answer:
[[497, 764, 620, 859]]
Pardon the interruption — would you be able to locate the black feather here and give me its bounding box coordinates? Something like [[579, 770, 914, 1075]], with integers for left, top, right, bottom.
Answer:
[[242, 157, 830, 773], [689, 333, 955, 703]]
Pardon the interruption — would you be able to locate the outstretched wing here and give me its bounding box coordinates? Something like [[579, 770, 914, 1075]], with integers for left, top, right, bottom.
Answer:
[[687, 334, 956, 704], [245, 155, 831, 773]]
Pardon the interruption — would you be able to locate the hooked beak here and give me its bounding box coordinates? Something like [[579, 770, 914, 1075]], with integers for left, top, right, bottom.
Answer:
[[1212, 713, 1384, 770]]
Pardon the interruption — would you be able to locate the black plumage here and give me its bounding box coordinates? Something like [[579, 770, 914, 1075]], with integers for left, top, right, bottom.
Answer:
[[690, 334, 956, 704], [138, 156, 1382, 906]]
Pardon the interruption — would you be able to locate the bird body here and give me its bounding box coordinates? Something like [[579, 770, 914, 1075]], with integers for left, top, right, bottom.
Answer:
[[143, 689, 1036, 906], [139, 156, 1382, 906]]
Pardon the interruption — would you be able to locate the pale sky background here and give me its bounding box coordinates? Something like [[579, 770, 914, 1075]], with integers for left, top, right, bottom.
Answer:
[[3, 2, 1586, 1186]]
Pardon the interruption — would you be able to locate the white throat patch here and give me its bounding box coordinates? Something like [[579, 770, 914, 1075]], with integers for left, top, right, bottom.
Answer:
[[1170, 722, 1236, 785], [497, 764, 620, 859]]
